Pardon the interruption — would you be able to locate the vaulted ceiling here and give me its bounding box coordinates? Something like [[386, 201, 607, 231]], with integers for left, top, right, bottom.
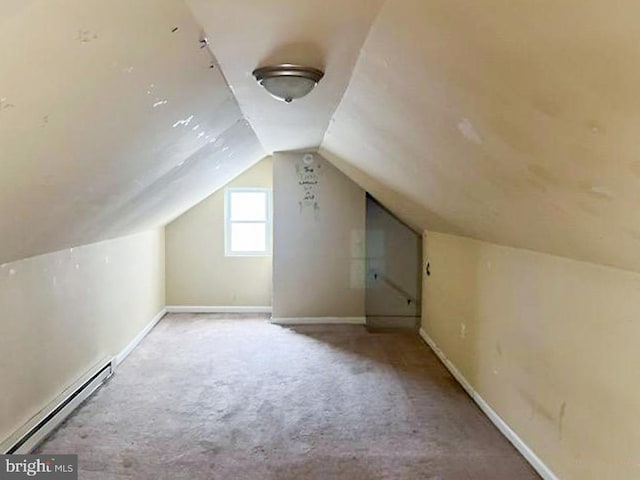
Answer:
[[186, 0, 384, 153], [321, 0, 640, 272], [2, 0, 640, 273]]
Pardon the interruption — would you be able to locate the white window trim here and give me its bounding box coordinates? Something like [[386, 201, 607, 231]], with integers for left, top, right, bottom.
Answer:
[[224, 187, 272, 257]]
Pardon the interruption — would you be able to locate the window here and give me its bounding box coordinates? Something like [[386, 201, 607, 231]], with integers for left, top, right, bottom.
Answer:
[[225, 188, 271, 256]]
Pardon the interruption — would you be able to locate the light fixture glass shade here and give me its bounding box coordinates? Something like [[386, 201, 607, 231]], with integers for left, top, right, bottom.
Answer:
[[253, 64, 324, 103]]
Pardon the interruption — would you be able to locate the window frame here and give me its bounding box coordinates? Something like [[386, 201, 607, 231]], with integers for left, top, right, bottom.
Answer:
[[224, 187, 272, 257]]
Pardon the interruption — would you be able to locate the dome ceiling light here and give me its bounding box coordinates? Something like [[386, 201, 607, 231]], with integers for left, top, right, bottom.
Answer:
[[252, 64, 324, 103]]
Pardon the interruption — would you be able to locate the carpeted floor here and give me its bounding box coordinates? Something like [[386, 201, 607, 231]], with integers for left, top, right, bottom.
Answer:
[[36, 314, 539, 479]]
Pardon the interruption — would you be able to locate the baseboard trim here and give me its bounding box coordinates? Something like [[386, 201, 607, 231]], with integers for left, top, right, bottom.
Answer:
[[271, 317, 366, 325], [1, 308, 167, 454], [418, 328, 559, 480], [166, 306, 272, 314], [114, 308, 167, 367], [0, 358, 113, 454], [366, 316, 419, 329]]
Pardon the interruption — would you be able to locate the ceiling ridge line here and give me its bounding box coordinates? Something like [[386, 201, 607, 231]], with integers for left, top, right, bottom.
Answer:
[[318, 0, 389, 152]]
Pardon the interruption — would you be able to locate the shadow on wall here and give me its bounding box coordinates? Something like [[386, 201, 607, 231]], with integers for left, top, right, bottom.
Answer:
[[365, 195, 422, 329]]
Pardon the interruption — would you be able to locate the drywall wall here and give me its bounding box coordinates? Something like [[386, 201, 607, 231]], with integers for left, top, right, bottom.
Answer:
[[422, 231, 640, 480], [0, 230, 165, 445], [272, 152, 365, 319], [0, 0, 264, 265], [366, 195, 421, 324], [166, 157, 273, 307], [322, 0, 640, 273]]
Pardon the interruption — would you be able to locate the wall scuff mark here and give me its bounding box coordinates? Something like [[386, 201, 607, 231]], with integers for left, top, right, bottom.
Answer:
[[0, 98, 15, 111], [76, 29, 98, 43]]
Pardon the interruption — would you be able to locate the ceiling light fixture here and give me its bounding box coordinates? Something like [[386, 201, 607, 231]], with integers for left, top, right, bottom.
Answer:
[[252, 64, 324, 103]]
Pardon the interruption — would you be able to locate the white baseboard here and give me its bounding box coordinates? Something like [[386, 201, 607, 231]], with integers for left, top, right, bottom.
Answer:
[[271, 317, 366, 325], [418, 328, 559, 480], [1, 308, 166, 454], [114, 308, 167, 367], [0, 358, 113, 454], [166, 305, 272, 314]]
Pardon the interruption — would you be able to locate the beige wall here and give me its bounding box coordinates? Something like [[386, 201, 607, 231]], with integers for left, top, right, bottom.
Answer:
[[272, 152, 365, 319], [422, 231, 640, 480], [0, 229, 165, 444], [165, 157, 273, 307]]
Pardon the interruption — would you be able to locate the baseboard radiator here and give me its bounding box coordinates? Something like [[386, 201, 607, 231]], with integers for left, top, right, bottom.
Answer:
[[1, 357, 114, 454]]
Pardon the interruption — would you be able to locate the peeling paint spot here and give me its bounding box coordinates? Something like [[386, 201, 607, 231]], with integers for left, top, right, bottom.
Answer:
[[122, 66, 134, 74], [460, 323, 467, 339], [172, 115, 194, 128], [152, 99, 168, 108], [9, 268, 16, 276], [457, 118, 482, 145], [75, 264, 80, 270]]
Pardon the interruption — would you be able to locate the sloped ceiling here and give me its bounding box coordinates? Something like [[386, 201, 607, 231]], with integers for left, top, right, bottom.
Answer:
[[321, 0, 640, 272], [4, 0, 640, 273], [186, 0, 384, 153], [0, 0, 264, 265]]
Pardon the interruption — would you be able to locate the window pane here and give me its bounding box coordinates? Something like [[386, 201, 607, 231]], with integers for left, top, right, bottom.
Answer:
[[229, 191, 267, 221], [230, 223, 267, 252]]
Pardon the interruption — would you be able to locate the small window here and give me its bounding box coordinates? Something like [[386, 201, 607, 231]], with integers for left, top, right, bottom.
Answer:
[[225, 188, 271, 256]]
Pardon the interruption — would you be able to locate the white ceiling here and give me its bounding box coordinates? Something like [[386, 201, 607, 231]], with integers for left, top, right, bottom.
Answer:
[[4, 0, 640, 274], [186, 0, 384, 153], [0, 0, 264, 264]]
